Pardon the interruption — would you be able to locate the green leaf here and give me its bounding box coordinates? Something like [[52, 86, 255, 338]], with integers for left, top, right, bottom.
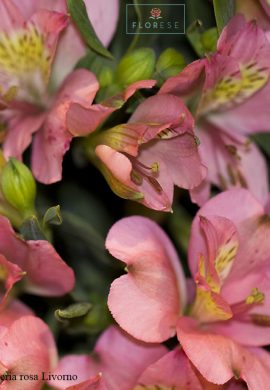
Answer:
[[213, 0, 235, 34], [187, 20, 205, 57], [67, 0, 113, 59], [43, 205, 62, 227], [55, 303, 92, 322]]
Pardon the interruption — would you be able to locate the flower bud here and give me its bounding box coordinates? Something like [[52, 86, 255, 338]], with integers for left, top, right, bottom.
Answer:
[[98, 66, 114, 88], [201, 28, 218, 52], [1, 158, 36, 218], [156, 48, 185, 80], [115, 48, 156, 86]]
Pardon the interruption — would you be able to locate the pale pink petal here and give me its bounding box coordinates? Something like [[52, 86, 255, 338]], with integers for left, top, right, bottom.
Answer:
[[95, 145, 140, 199], [217, 15, 247, 52], [177, 317, 270, 388], [0, 0, 24, 31], [67, 104, 115, 137], [208, 81, 270, 134], [139, 133, 207, 190], [49, 355, 94, 388], [0, 216, 75, 296], [159, 59, 205, 97], [217, 15, 270, 64], [138, 349, 202, 389], [0, 316, 58, 386], [24, 240, 75, 296], [0, 299, 33, 327], [188, 189, 264, 276], [0, 254, 24, 309], [259, 0, 270, 18], [49, 326, 166, 390], [129, 94, 194, 136], [32, 69, 98, 184], [189, 179, 211, 207], [106, 216, 186, 342], [67, 80, 156, 137], [198, 216, 239, 285], [66, 375, 108, 390], [3, 113, 45, 160]]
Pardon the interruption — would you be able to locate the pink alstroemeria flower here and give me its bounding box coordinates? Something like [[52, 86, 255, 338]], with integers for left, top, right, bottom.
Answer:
[[48, 325, 206, 390], [9, 0, 119, 88], [0, 0, 125, 184], [0, 215, 74, 305], [160, 15, 270, 205], [106, 190, 270, 388], [0, 315, 58, 389], [94, 94, 206, 211]]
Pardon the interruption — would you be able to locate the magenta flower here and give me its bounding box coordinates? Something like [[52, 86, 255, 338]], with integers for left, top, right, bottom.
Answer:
[[106, 189, 270, 387], [0, 215, 74, 304], [0, 0, 120, 184], [94, 94, 206, 211], [160, 15, 270, 205], [48, 325, 205, 390]]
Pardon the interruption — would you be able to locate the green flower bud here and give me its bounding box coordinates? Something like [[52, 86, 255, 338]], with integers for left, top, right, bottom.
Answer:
[[156, 48, 186, 80], [98, 66, 114, 88], [115, 48, 156, 86], [1, 158, 36, 218], [201, 28, 218, 52]]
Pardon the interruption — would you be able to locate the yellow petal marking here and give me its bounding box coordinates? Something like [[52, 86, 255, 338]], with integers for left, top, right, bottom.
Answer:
[[199, 62, 269, 115]]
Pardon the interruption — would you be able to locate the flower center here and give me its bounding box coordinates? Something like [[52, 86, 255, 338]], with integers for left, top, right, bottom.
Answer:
[[0, 23, 51, 105], [199, 61, 269, 115], [131, 159, 162, 193], [231, 288, 265, 318]]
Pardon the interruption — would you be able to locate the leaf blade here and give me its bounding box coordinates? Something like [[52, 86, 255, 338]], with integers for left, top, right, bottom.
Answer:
[[213, 0, 235, 34], [67, 0, 113, 59]]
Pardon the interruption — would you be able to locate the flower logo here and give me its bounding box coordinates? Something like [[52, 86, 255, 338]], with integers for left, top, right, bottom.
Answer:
[[149, 8, 162, 19]]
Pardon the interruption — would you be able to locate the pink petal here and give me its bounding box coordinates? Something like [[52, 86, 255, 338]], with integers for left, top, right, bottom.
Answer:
[[24, 240, 75, 296], [188, 189, 264, 276], [0, 316, 57, 383], [106, 216, 186, 342], [32, 69, 98, 184], [67, 80, 156, 137], [138, 349, 202, 389], [3, 113, 45, 160], [130, 94, 194, 136], [195, 124, 269, 205], [159, 59, 205, 96], [66, 375, 108, 390], [140, 133, 207, 190], [177, 317, 270, 388], [49, 325, 166, 390], [259, 0, 270, 18], [0, 0, 25, 31], [0, 254, 24, 309], [189, 179, 211, 207], [95, 145, 141, 200], [0, 216, 74, 296], [0, 299, 33, 327], [208, 81, 270, 134], [198, 216, 239, 285]]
